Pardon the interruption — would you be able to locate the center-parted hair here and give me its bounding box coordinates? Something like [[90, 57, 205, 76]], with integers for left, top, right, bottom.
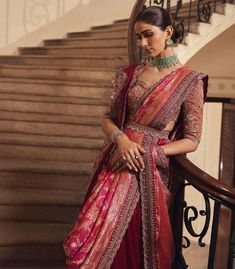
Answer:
[[135, 6, 180, 43]]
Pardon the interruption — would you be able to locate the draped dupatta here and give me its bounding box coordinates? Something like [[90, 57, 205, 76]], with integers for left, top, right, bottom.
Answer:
[[63, 63, 209, 269]]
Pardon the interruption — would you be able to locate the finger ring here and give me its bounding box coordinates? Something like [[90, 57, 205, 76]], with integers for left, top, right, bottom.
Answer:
[[116, 162, 120, 166], [135, 155, 141, 159]]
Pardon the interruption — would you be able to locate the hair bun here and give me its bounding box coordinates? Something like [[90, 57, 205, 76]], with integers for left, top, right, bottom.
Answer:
[[171, 25, 181, 43]]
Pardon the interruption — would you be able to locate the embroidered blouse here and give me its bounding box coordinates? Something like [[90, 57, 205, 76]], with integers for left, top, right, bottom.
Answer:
[[104, 64, 205, 143]]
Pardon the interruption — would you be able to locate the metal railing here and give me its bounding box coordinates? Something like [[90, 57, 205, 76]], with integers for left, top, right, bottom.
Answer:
[[170, 155, 235, 268], [128, 0, 235, 63]]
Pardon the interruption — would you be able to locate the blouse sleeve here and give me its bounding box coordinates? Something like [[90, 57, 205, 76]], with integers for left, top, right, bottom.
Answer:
[[104, 65, 128, 121], [182, 75, 208, 143]]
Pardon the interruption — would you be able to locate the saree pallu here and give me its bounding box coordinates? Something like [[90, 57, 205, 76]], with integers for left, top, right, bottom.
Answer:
[[63, 63, 209, 269]]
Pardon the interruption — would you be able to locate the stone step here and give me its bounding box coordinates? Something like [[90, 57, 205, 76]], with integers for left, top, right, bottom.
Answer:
[[0, 221, 70, 246], [0, 77, 112, 99], [114, 18, 129, 24], [0, 133, 103, 149], [0, 120, 104, 138], [0, 132, 103, 162], [0, 111, 102, 126], [0, 98, 106, 117], [6, 265, 65, 269], [91, 23, 128, 31], [0, 158, 92, 176], [0, 205, 78, 224], [0, 186, 84, 206], [0, 65, 113, 83], [0, 170, 89, 192], [0, 55, 127, 68], [44, 36, 127, 47], [19, 45, 127, 56], [0, 93, 108, 106], [0, 245, 65, 267], [0, 143, 98, 163], [67, 28, 127, 38]]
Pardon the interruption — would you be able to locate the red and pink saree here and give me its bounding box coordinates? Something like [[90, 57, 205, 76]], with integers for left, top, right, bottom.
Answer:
[[63, 61, 208, 269]]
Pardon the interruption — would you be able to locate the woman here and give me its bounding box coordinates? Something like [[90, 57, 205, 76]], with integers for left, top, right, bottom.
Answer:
[[64, 6, 208, 269]]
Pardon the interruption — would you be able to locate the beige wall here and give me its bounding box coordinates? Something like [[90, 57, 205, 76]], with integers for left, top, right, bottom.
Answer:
[[0, 0, 135, 54], [0, 0, 80, 49]]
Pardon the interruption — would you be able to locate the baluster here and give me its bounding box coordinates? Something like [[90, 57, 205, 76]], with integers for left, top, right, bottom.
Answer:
[[187, 0, 192, 34], [208, 200, 221, 269], [166, 0, 171, 12], [228, 219, 235, 269], [213, 0, 217, 12]]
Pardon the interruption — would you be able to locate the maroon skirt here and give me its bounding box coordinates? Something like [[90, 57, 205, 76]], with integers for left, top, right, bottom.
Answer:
[[110, 200, 144, 269]]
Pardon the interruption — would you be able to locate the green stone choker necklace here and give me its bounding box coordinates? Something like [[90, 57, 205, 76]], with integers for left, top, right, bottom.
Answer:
[[151, 54, 180, 71]]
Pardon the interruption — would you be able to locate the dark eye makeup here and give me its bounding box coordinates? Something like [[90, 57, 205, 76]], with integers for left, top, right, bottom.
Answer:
[[136, 31, 153, 40]]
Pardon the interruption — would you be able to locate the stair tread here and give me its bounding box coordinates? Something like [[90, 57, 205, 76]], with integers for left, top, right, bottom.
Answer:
[[0, 244, 65, 265], [20, 44, 126, 49], [0, 221, 70, 246], [0, 63, 112, 71], [0, 111, 102, 125], [44, 37, 126, 42], [67, 27, 127, 35], [0, 184, 85, 206], [0, 93, 108, 105], [0, 76, 112, 87], [0, 132, 104, 149], [0, 54, 126, 60], [0, 158, 92, 175], [0, 171, 89, 192], [44, 36, 127, 42], [0, 204, 78, 223]]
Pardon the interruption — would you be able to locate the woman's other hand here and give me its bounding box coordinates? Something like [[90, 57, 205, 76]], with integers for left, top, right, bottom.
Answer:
[[112, 134, 146, 172]]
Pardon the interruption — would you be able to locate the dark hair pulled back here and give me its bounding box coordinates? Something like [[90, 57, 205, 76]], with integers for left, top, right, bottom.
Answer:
[[135, 6, 180, 43]]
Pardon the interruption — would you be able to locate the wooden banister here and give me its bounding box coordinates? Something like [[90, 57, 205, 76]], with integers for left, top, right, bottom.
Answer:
[[172, 155, 235, 207]]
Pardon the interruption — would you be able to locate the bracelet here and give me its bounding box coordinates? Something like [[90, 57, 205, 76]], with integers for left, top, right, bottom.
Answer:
[[111, 130, 124, 143]]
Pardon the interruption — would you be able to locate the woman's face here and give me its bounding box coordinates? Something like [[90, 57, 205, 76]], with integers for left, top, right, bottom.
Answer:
[[135, 21, 169, 57]]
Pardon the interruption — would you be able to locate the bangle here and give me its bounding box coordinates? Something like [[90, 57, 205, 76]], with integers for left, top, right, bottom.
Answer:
[[111, 130, 124, 143]]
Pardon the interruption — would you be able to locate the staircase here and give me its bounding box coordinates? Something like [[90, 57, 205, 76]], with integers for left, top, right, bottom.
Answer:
[[0, 2, 233, 268], [0, 20, 128, 268]]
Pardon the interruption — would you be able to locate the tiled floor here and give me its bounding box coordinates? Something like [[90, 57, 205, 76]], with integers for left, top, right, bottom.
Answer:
[[183, 242, 209, 269]]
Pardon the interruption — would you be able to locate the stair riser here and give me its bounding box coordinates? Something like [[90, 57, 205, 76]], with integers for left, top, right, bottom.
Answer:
[[0, 83, 110, 99], [0, 100, 106, 116], [0, 171, 89, 191], [0, 145, 98, 163], [0, 68, 113, 82], [67, 31, 126, 38], [0, 93, 108, 106], [0, 188, 85, 206], [19, 47, 127, 56], [91, 24, 128, 31], [0, 121, 104, 138], [0, 56, 127, 68], [0, 205, 79, 223], [0, 245, 65, 266], [0, 111, 102, 126], [44, 38, 127, 47]]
